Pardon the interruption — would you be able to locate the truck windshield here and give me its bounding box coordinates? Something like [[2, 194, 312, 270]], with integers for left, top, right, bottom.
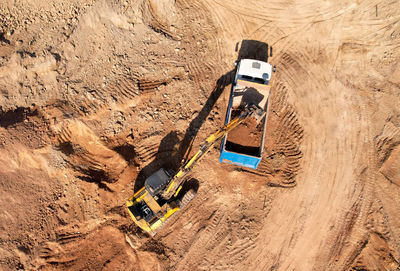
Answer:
[[252, 77, 265, 84], [240, 75, 265, 85]]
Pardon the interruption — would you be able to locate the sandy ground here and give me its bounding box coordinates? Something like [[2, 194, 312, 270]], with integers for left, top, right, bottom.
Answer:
[[1, 0, 400, 270]]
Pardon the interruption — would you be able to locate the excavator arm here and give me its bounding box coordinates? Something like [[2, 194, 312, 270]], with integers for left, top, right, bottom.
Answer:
[[161, 103, 265, 200]]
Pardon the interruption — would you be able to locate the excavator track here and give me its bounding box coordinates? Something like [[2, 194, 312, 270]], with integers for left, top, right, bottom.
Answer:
[[178, 189, 197, 208]]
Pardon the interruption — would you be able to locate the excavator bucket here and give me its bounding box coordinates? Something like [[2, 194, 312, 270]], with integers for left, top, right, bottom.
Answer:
[[253, 107, 266, 123], [247, 103, 266, 123]]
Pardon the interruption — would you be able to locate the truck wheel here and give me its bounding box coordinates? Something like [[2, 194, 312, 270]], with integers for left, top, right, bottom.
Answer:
[[179, 189, 197, 208]]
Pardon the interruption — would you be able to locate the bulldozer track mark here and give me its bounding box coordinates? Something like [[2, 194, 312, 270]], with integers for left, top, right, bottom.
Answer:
[[374, 121, 400, 165], [180, 205, 262, 271], [278, 51, 316, 90], [200, 208, 225, 237], [244, 100, 304, 186], [204, 228, 230, 252], [201, 208, 225, 236], [135, 146, 159, 164], [115, 82, 136, 99], [83, 153, 105, 169], [57, 127, 73, 145], [186, 59, 221, 89], [104, 77, 139, 104], [207, 3, 238, 43], [38, 247, 55, 259], [213, 237, 258, 269], [81, 100, 100, 114], [61, 77, 143, 116], [138, 78, 169, 92], [227, 238, 257, 258], [56, 232, 84, 244], [186, 61, 203, 83], [87, 89, 107, 101], [63, 95, 86, 117], [196, 207, 262, 270]]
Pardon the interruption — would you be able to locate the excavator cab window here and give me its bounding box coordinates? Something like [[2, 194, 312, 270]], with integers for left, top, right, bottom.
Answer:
[[145, 168, 171, 197]]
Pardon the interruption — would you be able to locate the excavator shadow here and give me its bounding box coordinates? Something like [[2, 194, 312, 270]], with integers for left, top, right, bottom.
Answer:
[[177, 70, 235, 164], [133, 70, 234, 193]]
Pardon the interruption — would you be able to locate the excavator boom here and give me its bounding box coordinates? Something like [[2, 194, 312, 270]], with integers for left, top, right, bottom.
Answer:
[[161, 103, 265, 199]]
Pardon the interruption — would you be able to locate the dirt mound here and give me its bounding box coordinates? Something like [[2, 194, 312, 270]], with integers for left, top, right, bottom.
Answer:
[[57, 120, 128, 183], [38, 226, 161, 271], [226, 108, 263, 147], [380, 145, 400, 186], [226, 117, 263, 156]]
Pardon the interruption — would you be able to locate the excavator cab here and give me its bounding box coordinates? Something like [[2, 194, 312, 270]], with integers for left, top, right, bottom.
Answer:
[[126, 168, 182, 234], [145, 168, 173, 197]]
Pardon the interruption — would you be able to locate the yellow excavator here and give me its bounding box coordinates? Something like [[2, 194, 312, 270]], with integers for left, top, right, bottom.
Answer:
[[126, 103, 265, 235]]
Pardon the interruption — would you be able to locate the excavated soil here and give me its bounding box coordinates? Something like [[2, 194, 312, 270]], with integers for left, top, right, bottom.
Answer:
[[1, 0, 400, 270], [226, 118, 262, 147], [225, 108, 264, 156]]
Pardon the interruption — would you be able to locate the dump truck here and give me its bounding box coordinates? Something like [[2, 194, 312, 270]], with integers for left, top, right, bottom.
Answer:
[[219, 59, 273, 169], [126, 103, 265, 235]]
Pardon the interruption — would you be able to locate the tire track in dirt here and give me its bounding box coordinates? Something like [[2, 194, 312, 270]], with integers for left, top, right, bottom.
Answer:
[[154, 0, 399, 269], [242, 87, 304, 187], [171, 198, 264, 271], [185, 60, 217, 87], [375, 121, 400, 166], [65, 78, 139, 116], [205, 0, 357, 26], [240, 48, 318, 188], [373, 119, 400, 259], [316, 4, 400, 265], [59, 74, 182, 120], [225, 1, 381, 268], [177, 0, 225, 90]]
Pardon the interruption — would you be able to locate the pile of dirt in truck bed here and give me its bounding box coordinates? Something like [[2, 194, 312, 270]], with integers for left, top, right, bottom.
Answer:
[[225, 108, 264, 156], [1, 0, 400, 270]]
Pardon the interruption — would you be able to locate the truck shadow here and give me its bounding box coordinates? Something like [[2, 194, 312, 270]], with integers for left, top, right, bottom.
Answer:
[[133, 70, 234, 192], [236, 39, 270, 62]]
